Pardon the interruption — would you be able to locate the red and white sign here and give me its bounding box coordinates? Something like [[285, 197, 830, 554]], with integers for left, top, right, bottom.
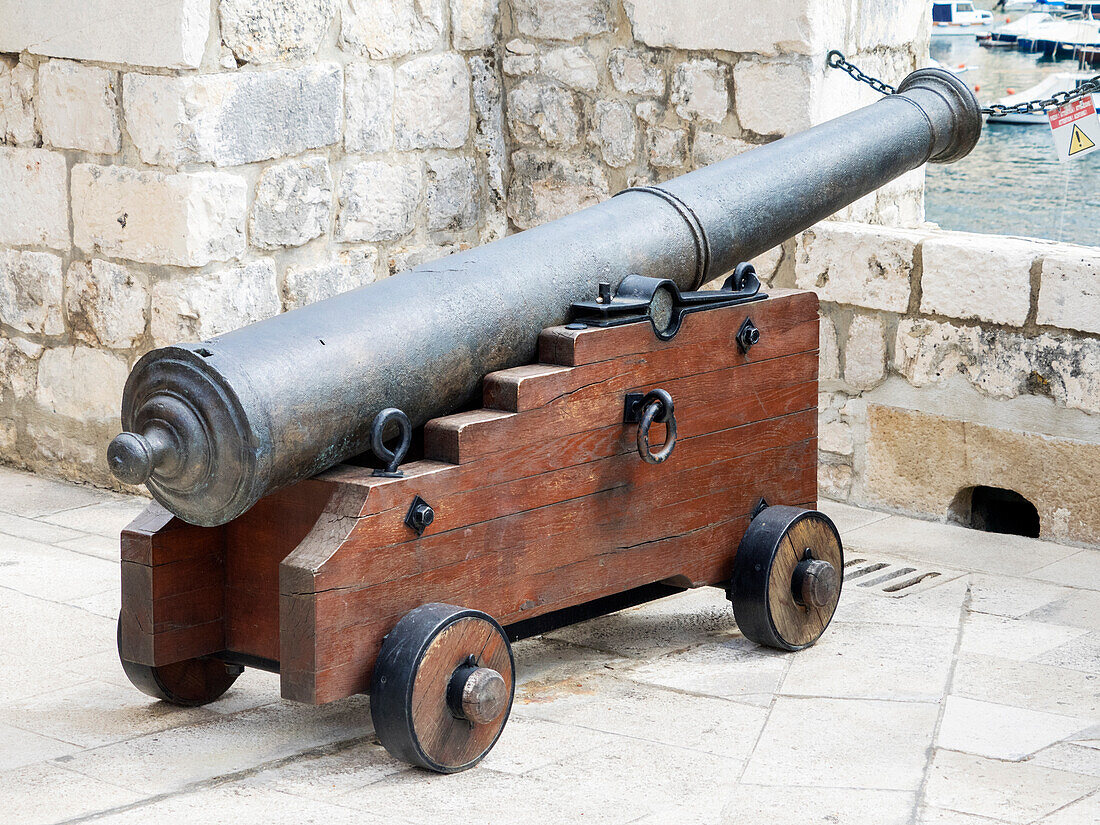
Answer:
[[1048, 96, 1100, 162]]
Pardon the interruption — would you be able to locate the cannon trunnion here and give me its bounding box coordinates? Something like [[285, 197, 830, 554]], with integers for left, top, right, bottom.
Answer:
[[117, 289, 843, 771]]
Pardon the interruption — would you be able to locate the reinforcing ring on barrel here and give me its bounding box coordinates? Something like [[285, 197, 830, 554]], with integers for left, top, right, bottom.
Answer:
[[624, 388, 677, 464], [371, 408, 412, 477]]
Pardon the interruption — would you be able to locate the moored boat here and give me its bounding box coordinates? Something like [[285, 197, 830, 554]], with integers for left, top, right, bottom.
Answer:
[[986, 71, 1097, 123], [932, 1, 995, 38], [982, 12, 1057, 45]]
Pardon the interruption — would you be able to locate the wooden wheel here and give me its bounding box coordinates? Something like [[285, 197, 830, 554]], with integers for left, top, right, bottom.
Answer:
[[371, 603, 515, 773], [730, 505, 843, 651], [116, 616, 240, 706]]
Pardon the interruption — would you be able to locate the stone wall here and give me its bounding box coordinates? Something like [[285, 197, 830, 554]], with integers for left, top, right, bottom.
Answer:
[[792, 222, 1100, 547], [0, 0, 928, 490]]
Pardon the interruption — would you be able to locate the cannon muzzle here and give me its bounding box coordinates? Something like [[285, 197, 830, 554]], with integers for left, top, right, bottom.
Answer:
[[110, 68, 981, 526]]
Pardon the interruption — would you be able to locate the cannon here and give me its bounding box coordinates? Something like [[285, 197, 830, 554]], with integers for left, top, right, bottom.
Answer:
[[113, 69, 981, 773]]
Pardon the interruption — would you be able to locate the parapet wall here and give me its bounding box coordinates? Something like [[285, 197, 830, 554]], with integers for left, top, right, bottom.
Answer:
[[10, 1, 1096, 549], [786, 223, 1100, 547], [0, 0, 926, 488]]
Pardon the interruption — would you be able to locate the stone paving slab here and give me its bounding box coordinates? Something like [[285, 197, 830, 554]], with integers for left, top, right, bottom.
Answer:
[[0, 470, 1097, 824]]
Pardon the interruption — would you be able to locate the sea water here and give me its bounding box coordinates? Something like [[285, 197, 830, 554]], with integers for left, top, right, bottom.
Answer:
[[926, 33, 1100, 245]]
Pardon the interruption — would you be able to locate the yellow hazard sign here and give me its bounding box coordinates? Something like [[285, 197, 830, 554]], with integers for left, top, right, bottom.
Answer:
[[1069, 123, 1096, 156], [1048, 97, 1100, 162]]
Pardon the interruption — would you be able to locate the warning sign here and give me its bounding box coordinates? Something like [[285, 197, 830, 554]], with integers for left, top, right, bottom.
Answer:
[[1048, 96, 1100, 162]]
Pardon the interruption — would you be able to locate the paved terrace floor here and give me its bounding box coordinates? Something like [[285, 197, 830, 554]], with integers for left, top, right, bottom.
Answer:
[[0, 464, 1097, 824]]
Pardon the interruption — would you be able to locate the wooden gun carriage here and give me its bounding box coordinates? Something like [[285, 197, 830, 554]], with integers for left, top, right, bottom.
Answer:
[[117, 286, 843, 772], [111, 67, 981, 772]]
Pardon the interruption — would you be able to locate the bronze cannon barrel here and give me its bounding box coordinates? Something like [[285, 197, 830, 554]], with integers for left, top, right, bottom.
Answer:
[[108, 68, 982, 526]]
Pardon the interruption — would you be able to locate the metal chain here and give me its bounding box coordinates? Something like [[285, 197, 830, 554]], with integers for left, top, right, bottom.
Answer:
[[827, 50, 1100, 118]]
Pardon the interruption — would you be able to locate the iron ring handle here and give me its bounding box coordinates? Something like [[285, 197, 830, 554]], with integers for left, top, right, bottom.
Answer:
[[371, 408, 412, 474], [636, 389, 677, 465]]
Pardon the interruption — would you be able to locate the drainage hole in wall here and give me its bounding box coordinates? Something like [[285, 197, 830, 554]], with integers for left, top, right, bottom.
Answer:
[[950, 486, 1040, 539]]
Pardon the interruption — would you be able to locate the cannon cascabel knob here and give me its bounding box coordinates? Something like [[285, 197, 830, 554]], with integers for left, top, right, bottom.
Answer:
[[108, 432, 158, 485]]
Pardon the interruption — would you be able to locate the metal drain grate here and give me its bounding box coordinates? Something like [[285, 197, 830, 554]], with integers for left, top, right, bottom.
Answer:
[[842, 555, 963, 598]]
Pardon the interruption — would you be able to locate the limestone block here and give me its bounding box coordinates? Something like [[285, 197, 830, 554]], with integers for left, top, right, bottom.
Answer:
[[250, 157, 333, 249], [345, 63, 394, 154], [507, 78, 579, 149], [503, 40, 539, 76], [0, 337, 41, 403], [865, 404, 1100, 546], [64, 260, 147, 349], [692, 131, 753, 168], [220, 0, 335, 63], [541, 47, 598, 92], [1032, 333, 1100, 415], [469, 56, 507, 213], [35, 347, 128, 423], [734, 59, 813, 136], [818, 460, 853, 500], [150, 261, 280, 347], [387, 242, 461, 274], [507, 150, 608, 230], [647, 127, 687, 169], [796, 222, 928, 312], [1037, 247, 1100, 334], [512, 0, 611, 41], [283, 249, 379, 311], [394, 53, 470, 150], [893, 319, 1100, 415], [336, 160, 421, 242], [0, 56, 37, 146], [857, 0, 930, 50], [452, 0, 500, 50], [609, 49, 664, 96], [0, 250, 64, 336], [894, 318, 975, 388], [921, 235, 1035, 326], [341, 0, 445, 59], [38, 60, 120, 155], [0, 0, 209, 69], [635, 100, 662, 126], [820, 316, 840, 381], [670, 60, 728, 125], [623, 0, 847, 57], [426, 157, 479, 231], [591, 100, 636, 169], [123, 64, 342, 167], [0, 148, 69, 250], [72, 164, 247, 267], [844, 315, 885, 391], [819, 419, 853, 455], [751, 245, 786, 285]]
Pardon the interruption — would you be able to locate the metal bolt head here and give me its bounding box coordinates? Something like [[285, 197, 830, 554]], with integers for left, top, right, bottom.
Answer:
[[459, 667, 509, 725], [411, 503, 434, 529], [736, 318, 760, 353], [793, 559, 839, 609]]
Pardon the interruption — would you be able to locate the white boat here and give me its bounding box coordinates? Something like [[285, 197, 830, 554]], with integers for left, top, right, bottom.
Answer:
[[1017, 13, 1080, 50], [1027, 14, 1100, 56], [986, 71, 1097, 123], [1004, 1, 1065, 11], [1054, 19, 1100, 56], [982, 12, 1056, 45], [932, 1, 995, 37]]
